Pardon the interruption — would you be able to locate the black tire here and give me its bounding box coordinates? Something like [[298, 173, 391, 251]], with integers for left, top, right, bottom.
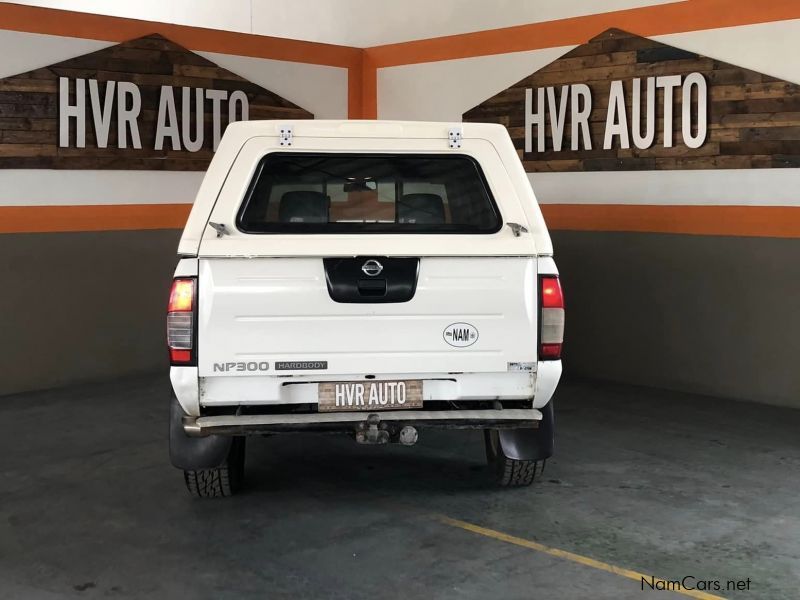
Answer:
[[183, 437, 246, 498], [484, 430, 545, 487]]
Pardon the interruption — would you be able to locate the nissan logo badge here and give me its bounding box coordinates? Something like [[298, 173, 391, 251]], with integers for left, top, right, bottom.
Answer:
[[361, 259, 383, 277]]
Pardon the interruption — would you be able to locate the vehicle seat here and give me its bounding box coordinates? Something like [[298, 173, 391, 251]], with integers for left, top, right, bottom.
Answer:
[[397, 193, 445, 224], [279, 191, 330, 223]]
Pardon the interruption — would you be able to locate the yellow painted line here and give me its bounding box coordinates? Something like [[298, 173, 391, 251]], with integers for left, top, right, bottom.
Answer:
[[438, 516, 727, 600]]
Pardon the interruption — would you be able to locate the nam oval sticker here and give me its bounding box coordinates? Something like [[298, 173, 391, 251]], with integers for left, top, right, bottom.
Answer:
[[443, 323, 479, 348]]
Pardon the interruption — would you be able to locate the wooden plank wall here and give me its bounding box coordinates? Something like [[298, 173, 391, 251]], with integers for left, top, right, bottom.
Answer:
[[463, 29, 800, 172], [0, 34, 313, 170]]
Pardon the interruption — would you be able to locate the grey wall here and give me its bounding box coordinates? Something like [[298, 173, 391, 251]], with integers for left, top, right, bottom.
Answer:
[[1, 230, 180, 395], [553, 231, 800, 408]]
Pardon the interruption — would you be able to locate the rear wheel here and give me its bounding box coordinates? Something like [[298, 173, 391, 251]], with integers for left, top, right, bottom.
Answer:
[[484, 430, 545, 487], [183, 437, 246, 498]]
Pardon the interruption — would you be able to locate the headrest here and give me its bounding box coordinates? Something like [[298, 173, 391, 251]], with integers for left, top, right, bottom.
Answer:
[[279, 191, 330, 223], [397, 193, 445, 224]]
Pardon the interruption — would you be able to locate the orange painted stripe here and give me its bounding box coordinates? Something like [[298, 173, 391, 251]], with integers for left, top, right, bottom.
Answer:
[[360, 54, 378, 120], [0, 4, 362, 68], [5, 2, 798, 119], [0, 4, 369, 118], [2, 203, 800, 238], [541, 204, 800, 238], [0, 205, 191, 234], [347, 62, 363, 119], [366, 0, 800, 68]]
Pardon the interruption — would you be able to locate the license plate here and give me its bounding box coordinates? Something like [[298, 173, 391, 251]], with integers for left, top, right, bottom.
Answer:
[[318, 380, 422, 412]]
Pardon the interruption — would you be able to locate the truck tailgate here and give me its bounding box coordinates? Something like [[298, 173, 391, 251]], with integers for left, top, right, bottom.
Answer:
[[197, 257, 538, 377]]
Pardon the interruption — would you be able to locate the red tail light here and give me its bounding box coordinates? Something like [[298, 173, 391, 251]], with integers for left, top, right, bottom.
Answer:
[[540, 276, 564, 360], [168, 278, 196, 365]]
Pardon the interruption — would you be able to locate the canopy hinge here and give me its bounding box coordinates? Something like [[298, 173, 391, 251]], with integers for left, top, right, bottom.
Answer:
[[208, 222, 228, 238], [279, 125, 293, 146], [506, 222, 529, 237], [448, 126, 462, 149]]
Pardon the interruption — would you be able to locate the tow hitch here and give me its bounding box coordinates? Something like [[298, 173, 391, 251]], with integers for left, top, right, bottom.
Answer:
[[355, 414, 418, 446]]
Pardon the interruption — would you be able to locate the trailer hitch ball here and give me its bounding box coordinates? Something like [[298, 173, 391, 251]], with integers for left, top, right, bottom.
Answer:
[[399, 426, 418, 446], [356, 414, 389, 444]]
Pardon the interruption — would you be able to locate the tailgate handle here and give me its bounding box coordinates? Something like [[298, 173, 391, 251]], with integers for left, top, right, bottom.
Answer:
[[357, 279, 387, 297], [323, 257, 418, 303]]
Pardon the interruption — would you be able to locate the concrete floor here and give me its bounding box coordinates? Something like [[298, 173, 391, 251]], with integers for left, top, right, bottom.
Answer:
[[1, 377, 798, 599]]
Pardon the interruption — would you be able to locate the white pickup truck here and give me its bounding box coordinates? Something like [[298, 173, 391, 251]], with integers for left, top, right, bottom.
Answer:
[[168, 120, 564, 497]]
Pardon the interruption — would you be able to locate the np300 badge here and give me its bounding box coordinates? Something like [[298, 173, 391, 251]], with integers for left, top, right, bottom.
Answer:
[[443, 323, 479, 347], [213, 361, 269, 372]]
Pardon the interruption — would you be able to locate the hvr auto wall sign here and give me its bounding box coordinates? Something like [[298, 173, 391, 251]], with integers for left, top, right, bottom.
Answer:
[[0, 34, 313, 170]]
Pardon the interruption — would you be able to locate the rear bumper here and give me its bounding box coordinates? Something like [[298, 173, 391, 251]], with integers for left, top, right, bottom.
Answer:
[[183, 408, 543, 437], [170, 394, 554, 470], [171, 363, 562, 417]]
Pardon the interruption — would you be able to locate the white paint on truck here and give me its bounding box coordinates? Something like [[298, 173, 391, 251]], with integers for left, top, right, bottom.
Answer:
[[197, 257, 536, 378], [170, 120, 561, 424]]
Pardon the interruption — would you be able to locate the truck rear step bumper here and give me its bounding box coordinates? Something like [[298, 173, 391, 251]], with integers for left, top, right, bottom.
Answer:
[[183, 408, 542, 437]]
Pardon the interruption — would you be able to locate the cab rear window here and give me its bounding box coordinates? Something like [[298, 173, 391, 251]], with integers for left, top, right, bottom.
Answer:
[[236, 153, 502, 234]]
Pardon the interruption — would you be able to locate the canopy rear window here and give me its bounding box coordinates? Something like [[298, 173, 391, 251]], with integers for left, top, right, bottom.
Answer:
[[236, 153, 502, 234]]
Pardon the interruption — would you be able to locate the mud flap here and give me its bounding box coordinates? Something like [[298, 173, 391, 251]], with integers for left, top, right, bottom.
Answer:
[[169, 394, 233, 470], [495, 400, 554, 461]]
